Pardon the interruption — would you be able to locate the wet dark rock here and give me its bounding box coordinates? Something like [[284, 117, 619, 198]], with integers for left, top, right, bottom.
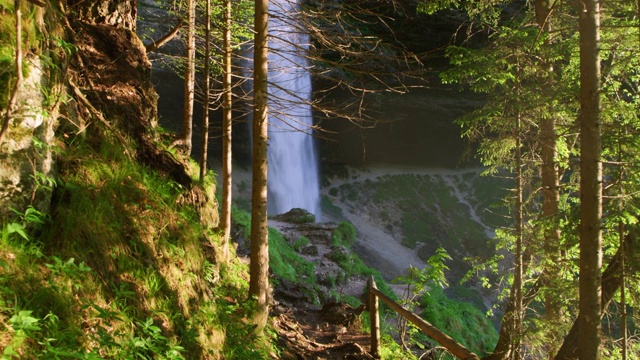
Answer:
[[321, 302, 365, 326], [300, 244, 319, 256]]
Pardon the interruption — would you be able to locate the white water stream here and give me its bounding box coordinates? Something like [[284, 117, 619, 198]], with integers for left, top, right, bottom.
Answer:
[[267, 0, 321, 219]]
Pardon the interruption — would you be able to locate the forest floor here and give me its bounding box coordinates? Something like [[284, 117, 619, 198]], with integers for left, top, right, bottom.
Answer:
[[266, 218, 377, 359], [272, 301, 375, 359]]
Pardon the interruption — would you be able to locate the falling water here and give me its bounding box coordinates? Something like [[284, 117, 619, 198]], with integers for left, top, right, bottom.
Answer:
[[266, 0, 321, 219]]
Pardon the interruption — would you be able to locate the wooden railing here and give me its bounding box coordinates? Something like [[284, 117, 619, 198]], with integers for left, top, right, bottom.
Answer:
[[367, 276, 480, 360]]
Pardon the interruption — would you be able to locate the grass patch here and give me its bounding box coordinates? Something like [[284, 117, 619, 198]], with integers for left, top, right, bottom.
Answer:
[[0, 134, 274, 359], [331, 221, 357, 247], [420, 287, 498, 356], [232, 206, 317, 288], [332, 173, 502, 260], [269, 227, 316, 285]]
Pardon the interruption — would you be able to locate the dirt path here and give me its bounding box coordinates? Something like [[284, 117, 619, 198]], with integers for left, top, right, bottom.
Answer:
[[273, 302, 375, 359], [267, 217, 376, 359]]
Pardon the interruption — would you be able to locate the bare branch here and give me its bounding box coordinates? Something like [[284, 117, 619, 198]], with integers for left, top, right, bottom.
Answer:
[[145, 19, 184, 53]]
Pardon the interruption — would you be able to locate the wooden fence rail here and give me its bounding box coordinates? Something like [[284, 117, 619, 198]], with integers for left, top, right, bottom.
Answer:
[[367, 276, 480, 360]]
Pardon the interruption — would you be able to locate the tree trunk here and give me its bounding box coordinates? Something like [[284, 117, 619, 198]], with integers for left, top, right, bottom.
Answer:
[[620, 223, 627, 360], [513, 112, 524, 360], [483, 271, 543, 360], [577, 0, 602, 358], [199, 0, 211, 182], [535, 0, 563, 356], [219, 0, 233, 262], [554, 233, 634, 359], [181, 0, 195, 154], [249, 0, 270, 333]]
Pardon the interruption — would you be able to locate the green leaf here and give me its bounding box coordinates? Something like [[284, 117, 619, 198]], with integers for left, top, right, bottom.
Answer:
[[10, 310, 41, 332], [6, 223, 28, 240]]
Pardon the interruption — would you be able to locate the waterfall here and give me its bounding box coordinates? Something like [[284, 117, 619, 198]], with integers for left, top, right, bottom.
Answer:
[[266, 0, 321, 219]]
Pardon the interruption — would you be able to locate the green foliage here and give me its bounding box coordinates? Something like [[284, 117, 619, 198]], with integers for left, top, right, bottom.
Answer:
[[393, 248, 452, 351], [1, 206, 48, 258], [437, 1, 640, 356], [420, 287, 498, 356], [331, 221, 357, 247], [417, 0, 506, 24], [269, 227, 316, 285], [126, 317, 186, 359], [292, 236, 310, 252], [0, 134, 273, 358]]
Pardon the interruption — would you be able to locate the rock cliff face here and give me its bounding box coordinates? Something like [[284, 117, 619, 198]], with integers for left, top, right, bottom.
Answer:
[[0, 1, 141, 223], [1, 0, 216, 224], [67, 0, 138, 31], [0, 57, 58, 222]]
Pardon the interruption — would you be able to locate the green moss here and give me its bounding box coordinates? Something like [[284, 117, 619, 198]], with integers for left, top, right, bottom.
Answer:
[[321, 195, 343, 218], [292, 236, 310, 252], [331, 221, 357, 247], [0, 0, 45, 109]]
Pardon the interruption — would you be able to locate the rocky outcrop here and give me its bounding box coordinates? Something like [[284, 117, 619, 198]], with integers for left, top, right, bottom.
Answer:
[[67, 0, 138, 31], [0, 57, 59, 223]]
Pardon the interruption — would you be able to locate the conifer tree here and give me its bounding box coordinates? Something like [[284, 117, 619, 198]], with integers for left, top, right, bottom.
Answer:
[[577, 0, 602, 358], [219, 0, 233, 262], [180, 0, 196, 154], [249, 0, 270, 333]]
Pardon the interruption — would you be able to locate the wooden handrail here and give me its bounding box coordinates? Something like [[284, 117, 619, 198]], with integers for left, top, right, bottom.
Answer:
[[368, 276, 479, 360]]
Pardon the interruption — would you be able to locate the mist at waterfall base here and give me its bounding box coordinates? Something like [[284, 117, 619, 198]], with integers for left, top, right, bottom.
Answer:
[[266, 0, 321, 220]]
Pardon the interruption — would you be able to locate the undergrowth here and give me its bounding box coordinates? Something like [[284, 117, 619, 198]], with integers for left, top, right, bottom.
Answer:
[[420, 287, 498, 356], [0, 133, 275, 359]]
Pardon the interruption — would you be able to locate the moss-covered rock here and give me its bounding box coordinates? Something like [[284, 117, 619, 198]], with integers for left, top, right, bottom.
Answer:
[[0, 57, 58, 223], [271, 207, 316, 224]]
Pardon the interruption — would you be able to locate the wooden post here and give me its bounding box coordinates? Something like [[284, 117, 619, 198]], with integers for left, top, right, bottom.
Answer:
[[368, 276, 381, 357]]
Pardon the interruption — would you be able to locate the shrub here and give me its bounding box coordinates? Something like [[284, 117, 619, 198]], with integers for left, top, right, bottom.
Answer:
[[331, 221, 357, 247]]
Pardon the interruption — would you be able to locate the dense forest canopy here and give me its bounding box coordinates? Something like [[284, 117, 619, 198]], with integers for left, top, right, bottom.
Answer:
[[0, 0, 639, 358]]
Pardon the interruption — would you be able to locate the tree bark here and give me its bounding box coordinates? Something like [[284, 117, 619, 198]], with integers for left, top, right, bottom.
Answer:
[[199, 0, 211, 182], [535, 0, 563, 356], [554, 233, 634, 359], [181, 0, 195, 154], [219, 0, 233, 262], [577, 0, 602, 358], [145, 19, 183, 53], [513, 112, 524, 360], [249, 0, 270, 333]]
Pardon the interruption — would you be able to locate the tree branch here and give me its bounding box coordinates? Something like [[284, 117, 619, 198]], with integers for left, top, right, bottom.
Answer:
[[145, 19, 184, 53], [25, 0, 46, 7], [554, 231, 636, 359]]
